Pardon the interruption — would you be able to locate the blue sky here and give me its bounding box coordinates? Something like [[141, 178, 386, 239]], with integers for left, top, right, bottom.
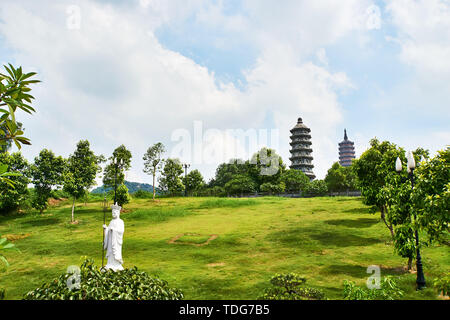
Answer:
[[0, 0, 449, 184]]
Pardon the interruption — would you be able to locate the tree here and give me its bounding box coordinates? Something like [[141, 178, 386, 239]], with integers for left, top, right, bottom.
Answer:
[[158, 158, 184, 196], [248, 147, 286, 190], [353, 139, 427, 238], [0, 64, 40, 150], [353, 138, 429, 269], [0, 64, 39, 188], [0, 152, 30, 213], [143, 142, 165, 200], [224, 174, 256, 196], [260, 181, 286, 195], [30, 149, 65, 214], [281, 169, 310, 194], [304, 180, 328, 196], [323, 162, 358, 193], [183, 169, 205, 196], [212, 159, 248, 187], [102, 145, 132, 193], [113, 184, 131, 207], [412, 147, 450, 245], [63, 140, 104, 222]]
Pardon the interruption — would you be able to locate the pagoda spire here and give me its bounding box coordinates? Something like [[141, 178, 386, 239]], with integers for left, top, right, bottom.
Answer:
[[344, 129, 348, 141]]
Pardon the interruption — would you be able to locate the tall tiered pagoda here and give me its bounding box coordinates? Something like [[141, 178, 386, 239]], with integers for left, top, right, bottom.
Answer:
[[289, 117, 315, 180], [338, 129, 355, 167]]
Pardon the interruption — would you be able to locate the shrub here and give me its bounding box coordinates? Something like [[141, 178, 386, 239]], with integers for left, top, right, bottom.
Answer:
[[259, 273, 325, 300], [132, 189, 153, 199], [109, 184, 131, 207], [0, 288, 4, 300], [23, 259, 183, 300], [433, 273, 450, 297], [304, 180, 328, 196], [343, 276, 403, 300]]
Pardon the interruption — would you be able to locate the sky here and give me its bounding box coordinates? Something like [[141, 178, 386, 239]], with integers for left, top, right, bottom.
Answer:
[[0, 0, 449, 186]]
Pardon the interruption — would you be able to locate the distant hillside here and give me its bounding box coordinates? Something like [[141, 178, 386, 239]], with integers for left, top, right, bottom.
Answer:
[[91, 181, 160, 194]]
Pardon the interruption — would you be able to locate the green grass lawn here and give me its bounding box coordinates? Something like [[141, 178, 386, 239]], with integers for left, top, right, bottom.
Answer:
[[0, 196, 448, 300]]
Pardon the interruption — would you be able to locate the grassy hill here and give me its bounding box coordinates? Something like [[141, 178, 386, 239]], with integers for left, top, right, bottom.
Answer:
[[91, 180, 160, 195], [0, 196, 448, 299]]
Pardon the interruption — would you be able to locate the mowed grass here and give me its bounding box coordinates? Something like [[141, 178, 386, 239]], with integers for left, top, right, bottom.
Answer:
[[0, 196, 448, 300]]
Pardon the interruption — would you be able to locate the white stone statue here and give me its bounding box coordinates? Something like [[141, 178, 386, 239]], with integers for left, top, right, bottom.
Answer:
[[103, 203, 124, 271]]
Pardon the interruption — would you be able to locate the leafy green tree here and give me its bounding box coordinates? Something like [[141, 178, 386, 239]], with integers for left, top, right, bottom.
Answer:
[[30, 149, 65, 214], [212, 159, 248, 187], [183, 169, 205, 196], [224, 174, 256, 196], [260, 181, 286, 195], [63, 140, 104, 222], [158, 158, 184, 196], [325, 162, 358, 192], [143, 142, 165, 200], [353, 138, 429, 269], [412, 147, 449, 245], [248, 147, 286, 190], [353, 139, 428, 238], [112, 184, 131, 207], [304, 180, 328, 196], [102, 145, 132, 191], [0, 152, 30, 212], [0, 64, 40, 150], [281, 169, 310, 193], [0, 64, 39, 189]]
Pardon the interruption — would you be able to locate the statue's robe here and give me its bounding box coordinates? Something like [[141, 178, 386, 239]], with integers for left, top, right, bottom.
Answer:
[[103, 218, 124, 271]]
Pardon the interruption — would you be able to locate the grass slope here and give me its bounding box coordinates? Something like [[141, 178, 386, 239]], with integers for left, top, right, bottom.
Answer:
[[0, 196, 448, 300]]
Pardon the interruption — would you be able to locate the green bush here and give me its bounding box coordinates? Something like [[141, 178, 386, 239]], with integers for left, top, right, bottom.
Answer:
[[108, 184, 131, 207], [343, 276, 403, 300], [132, 189, 153, 199], [259, 273, 325, 300], [304, 180, 328, 196], [0, 288, 4, 300], [23, 259, 183, 300], [433, 273, 449, 297]]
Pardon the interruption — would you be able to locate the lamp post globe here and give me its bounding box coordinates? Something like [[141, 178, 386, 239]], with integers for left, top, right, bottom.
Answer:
[[395, 157, 402, 172]]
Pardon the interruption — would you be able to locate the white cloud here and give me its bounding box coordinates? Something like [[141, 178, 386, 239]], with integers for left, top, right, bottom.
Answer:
[[0, 0, 373, 183], [386, 0, 450, 78]]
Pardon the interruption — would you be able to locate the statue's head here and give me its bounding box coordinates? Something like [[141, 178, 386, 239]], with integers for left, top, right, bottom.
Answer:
[[111, 202, 122, 219]]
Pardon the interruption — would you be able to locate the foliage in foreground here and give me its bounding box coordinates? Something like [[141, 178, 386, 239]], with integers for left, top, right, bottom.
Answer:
[[0, 235, 19, 267], [343, 276, 404, 300], [23, 259, 183, 300], [259, 273, 325, 300], [433, 273, 449, 297]]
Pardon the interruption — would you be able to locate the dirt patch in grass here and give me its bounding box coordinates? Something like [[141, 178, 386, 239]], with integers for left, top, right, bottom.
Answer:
[[5, 233, 31, 241], [48, 198, 67, 206], [207, 262, 226, 267], [169, 233, 218, 247]]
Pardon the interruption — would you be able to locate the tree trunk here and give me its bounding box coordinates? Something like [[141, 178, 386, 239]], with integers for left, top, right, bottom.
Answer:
[[71, 198, 75, 223], [152, 171, 156, 200], [380, 206, 394, 238], [407, 256, 413, 271]]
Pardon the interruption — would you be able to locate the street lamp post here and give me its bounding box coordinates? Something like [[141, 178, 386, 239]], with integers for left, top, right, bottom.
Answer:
[[396, 151, 426, 290]]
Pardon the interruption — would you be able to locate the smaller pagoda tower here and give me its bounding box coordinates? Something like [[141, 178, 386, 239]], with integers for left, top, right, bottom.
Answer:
[[338, 129, 355, 167], [289, 117, 315, 180]]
